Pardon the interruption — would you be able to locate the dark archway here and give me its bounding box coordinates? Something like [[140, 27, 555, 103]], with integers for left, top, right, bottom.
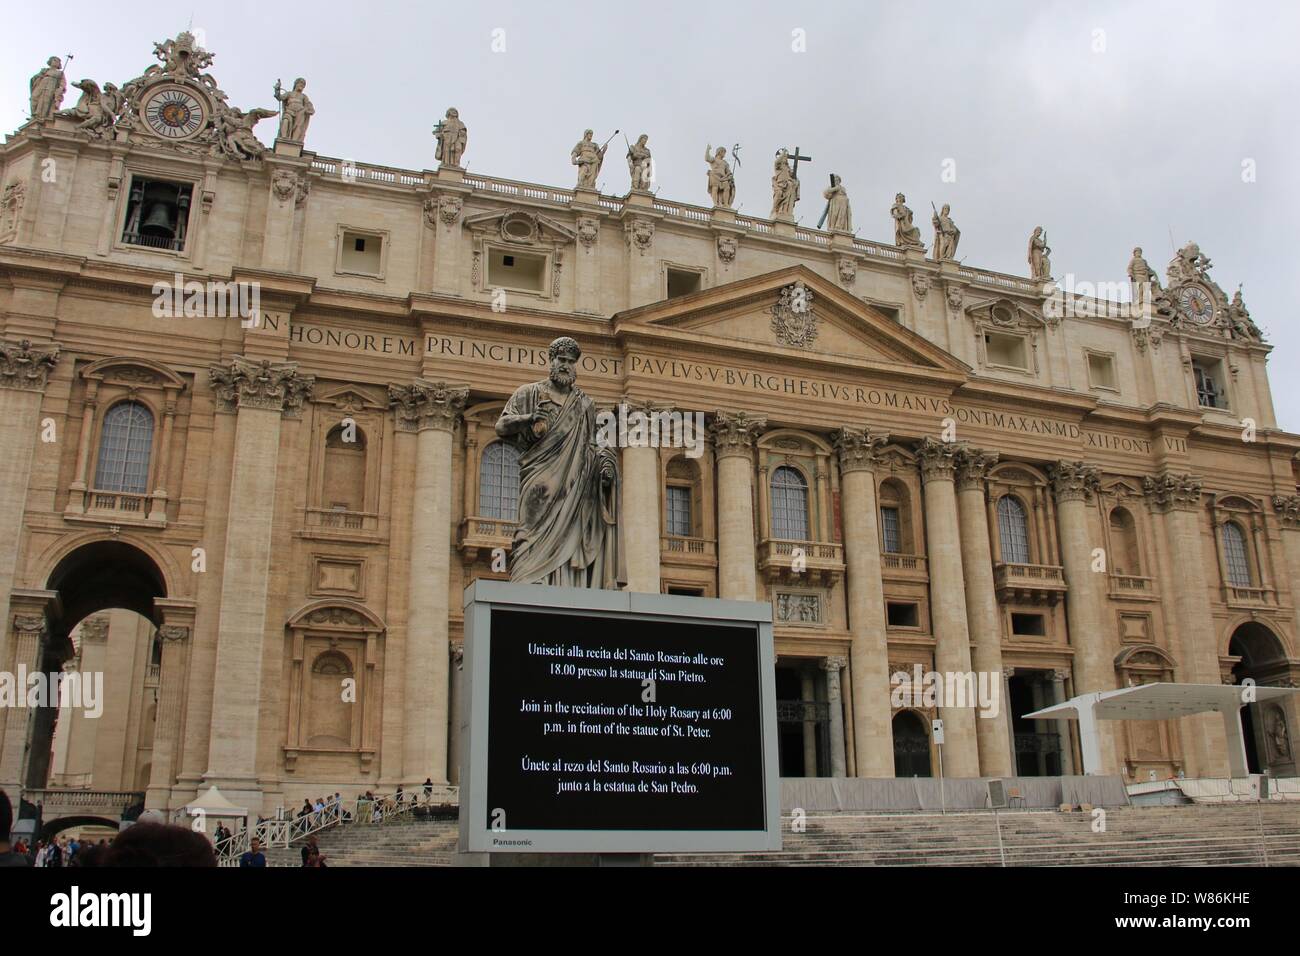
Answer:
[[40, 814, 121, 842], [22, 542, 168, 789], [1229, 622, 1290, 774], [892, 711, 932, 777]]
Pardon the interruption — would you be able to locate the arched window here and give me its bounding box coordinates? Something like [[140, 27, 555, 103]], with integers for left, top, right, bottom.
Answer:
[[771, 466, 809, 540], [665, 456, 699, 537], [997, 495, 1031, 564], [878, 478, 912, 554], [322, 424, 367, 511], [480, 441, 520, 521], [94, 401, 154, 494], [1108, 507, 1141, 576], [307, 651, 354, 748], [1222, 522, 1252, 587]]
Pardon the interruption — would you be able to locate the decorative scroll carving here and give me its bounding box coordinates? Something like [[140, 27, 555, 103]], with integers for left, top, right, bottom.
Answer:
[[208, 357, 314, 416], [1142, 472, 1203, 512], [708, 410, 766, 459], [832, 426, 890, 474], [0, 339, 59, 392], [388, 380, 468, 433], [917, 437, 961, 482], [955, 447, 999, 491], [1048, 460, 1101, 502]]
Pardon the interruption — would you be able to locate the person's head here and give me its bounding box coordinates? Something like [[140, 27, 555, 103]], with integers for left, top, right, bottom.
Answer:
[[1133, 246, 1142, 257], [0, 789, 12, 848], [48, 56, 61, 69], [96, 823, 217, 867], [250, 837, 262, 852], [548, 337, 581, 389], [637, 134, 647, 146], [447, 107, 458, 119], [830, 173, 840, 187]]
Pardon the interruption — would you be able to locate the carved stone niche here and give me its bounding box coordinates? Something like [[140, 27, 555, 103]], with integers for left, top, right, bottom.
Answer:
[[67, 356, 188, 525], [283, 599, 386, 774], [462, 207, 576, 301], [965, 295, 1048, 375]]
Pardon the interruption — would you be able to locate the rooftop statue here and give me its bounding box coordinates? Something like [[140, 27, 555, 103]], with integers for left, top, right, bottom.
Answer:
[[434, 107, 467, 168], [273, 77, 314, 144], [704, 145, 735, 207]]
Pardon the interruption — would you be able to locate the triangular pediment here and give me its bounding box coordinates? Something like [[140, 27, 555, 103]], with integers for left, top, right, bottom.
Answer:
[[614, 265, 969, 377]]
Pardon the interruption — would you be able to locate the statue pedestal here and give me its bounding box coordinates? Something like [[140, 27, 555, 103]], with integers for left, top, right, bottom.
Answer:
[[458, 581, 781, 862], [273, 138, 303, 158], [772, 217, 797, 239], [623, 189, 654, 209], [572, 186, 601, 209], [829, 230, 856, 252], [710, 205, 736, 225], [436, 164, 465, 184]]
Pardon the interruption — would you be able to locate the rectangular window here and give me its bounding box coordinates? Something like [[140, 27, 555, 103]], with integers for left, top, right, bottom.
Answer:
[[666, 485, 692, 537], [1087, 352, 1117, 390], [880, 506, 902, 553], [886, 602, 919, 628], [339, 229, 384, 276], [487, 248, 546, 292], [121, 177, 193, 252], [984, 332, 1029, 370], [1011, 613, 1046, 637], [1192, 358, 1225, 409], [666, 267, 703, 299]]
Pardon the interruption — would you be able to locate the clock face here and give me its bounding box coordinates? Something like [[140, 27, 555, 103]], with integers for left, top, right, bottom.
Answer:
[[142, 87, 207, 140], [1177, 285, 1215, 326]]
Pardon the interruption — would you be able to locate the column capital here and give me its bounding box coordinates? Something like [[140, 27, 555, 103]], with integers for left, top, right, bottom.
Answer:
[[831, 426, 889, 474], [79, 616, 110, 644], [1049, 460, 1101, 502], [821, 655, 848, 672], [619, 394, 669, 417], [157, 625, 191, 643], [388, 380, 468, 433], [709, 410, 766, 460], [955, 446, 999, 491], [917, 436, 961, 483], [1272, 494, 1300, 528], [1050, 668, 1071, 683], [0, 338, 59, 392], [1142, 471, 1203, 512], [1001, 665, 1017, 679], [209, 356, 314, 417]]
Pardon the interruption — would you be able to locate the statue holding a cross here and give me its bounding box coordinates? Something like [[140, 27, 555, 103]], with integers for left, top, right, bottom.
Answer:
[[770, 146, 811, 221]]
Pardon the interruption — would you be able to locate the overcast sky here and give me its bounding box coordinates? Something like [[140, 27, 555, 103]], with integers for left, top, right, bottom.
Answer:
[[4, 0, 1297, 429]]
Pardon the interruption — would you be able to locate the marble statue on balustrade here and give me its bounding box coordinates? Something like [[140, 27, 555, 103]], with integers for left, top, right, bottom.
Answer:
[[571, 129, 606, 189], [891, 193, 925, 249], [705, 145, 735, 207], [434, 107, 467, 167], [1127, 247, 1160, 310], [627, 134, 652, 191], [495, 337, 623, 588], [770, 149, 800, 219], [29, 57, 66, 122], [931, 203, 960, 260], [1028, 226, 1052, 281], [273, 77, 314, 143], [823, 174, 852, 232]]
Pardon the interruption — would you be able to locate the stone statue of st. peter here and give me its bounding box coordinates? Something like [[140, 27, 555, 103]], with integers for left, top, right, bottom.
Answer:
[[495, 337, 622, 588]]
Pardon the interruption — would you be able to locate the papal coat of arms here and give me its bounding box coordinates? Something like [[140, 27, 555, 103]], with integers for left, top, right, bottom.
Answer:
[[770, 280, 818, 349]]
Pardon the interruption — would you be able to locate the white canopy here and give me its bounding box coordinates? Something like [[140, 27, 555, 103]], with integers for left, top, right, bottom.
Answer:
[[180, 785, 249, 819], [1025, 682, 1299, 777]]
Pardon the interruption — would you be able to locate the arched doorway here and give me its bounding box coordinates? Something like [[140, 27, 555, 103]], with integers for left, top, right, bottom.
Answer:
[[892, 711, 932, 777], [1228, 622, 1294, 776], [19, 540, 170, 795]]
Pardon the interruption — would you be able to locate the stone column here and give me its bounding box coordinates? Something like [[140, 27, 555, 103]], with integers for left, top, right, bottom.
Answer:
[[800, 670, 818, 776], [1051, 668, 1076, 774], [1144, 472, 1227, 776], [822, 656, 848, 777], [955, 447, 1015, 777], [1002, 666, 1018, 776], [203, 357, 313, 806], [832, 427, 894, 777], [145, 622, 191, 810], [709, 412, 766, 601], [1049, 461, 1117, 774], [0, 609, 48, 793], [390, 381, 467, 785], [916, 438, 980, 777], [0, 342, 59, 778], [621, 398, 661, 594]]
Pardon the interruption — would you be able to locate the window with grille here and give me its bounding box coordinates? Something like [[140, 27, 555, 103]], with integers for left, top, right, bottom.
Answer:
[[997, 495, 1031, 564], [480, 441, 520, 520], [666, 485, 692, 537], [94, 401, 154, 494], [771, 466, 809, 540], [1222, 522, 1252, 587], [1193, 360, 1222, 408], [880, 506, 902, 553]]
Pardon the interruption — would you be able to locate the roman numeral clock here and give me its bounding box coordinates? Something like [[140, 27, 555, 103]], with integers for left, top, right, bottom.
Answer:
[[141, 85, 208, 140]]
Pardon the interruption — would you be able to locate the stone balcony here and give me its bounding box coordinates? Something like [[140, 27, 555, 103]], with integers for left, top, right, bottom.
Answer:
[[661, 534, 717, 567], [1222, 584, 1275, 607], [459, 515, 516, 564], [994, 562, 1067, 605], [302, 507, 380, 543], [759, 538, 844, 585], [65, 489, 166, 528], [1108, 573, 1158, 601], [880, 552, 929, 582]]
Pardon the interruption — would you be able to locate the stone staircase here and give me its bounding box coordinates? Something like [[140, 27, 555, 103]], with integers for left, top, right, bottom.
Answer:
[[659, 804, 1300, 867], [260, 803, 1300, 867]]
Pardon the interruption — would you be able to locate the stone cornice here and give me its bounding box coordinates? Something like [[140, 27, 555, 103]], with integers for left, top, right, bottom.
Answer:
[[832, 426, 890, 474], [709, 410, 766, 459], [1048, 460, 1101, 502], [955, 447, 999, 491], [209, 356, 314, 417], [388, 380, 468, 433], [917, 437, 960, 482], [0, 338, 59, 392], [1142, 471, 1204, 512]]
